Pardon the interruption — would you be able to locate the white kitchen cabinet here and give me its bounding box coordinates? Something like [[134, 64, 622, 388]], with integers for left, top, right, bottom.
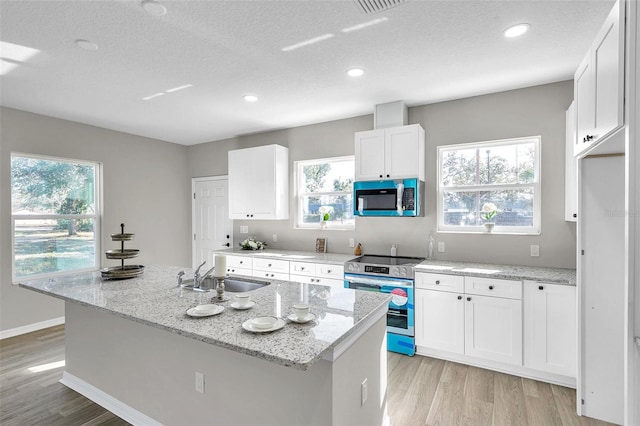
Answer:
[[252, 257, 290, 280], [524, 282, 576, 377], [225, 255, 253, 276], [290, 262, 344, 289], [228, 144, 288, 220], [415, 288, 465, 354], [354, 124, 425, 181], [464, 293, 523, 366], [574, 0, 625, 157], [565, 102, 578, 222], [415, 272, 523, 366]]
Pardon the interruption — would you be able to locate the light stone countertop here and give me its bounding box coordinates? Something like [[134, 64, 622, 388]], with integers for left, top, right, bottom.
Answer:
[[18, 264, 390, 370], [216, 248, 356, 265], [415, 260, 576, 286]]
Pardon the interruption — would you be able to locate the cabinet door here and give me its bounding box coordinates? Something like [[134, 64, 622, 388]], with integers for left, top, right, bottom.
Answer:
[[464, 294, 522, 365], [228, 149, 252, 218], [592, 0, 624, 142], [355, 129, 385, 180], [249, 145, 277, 219], [565, 102, 578, 222], [524, 282, 576, 377], [574, 53, 595, 156], [415, 289, 464, 354], [384, 125, 424, 180]]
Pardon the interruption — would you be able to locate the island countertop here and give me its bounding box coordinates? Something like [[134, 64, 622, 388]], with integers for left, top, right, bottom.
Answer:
[[18, 264, 391, 370]]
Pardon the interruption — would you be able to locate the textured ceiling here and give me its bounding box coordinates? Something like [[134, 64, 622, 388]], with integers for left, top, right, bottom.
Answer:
[[0, 0, 615, 145]]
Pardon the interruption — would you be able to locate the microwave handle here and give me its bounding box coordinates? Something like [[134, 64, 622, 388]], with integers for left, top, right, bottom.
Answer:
[[396, 183, 404, 216], [358, 197, 364, 216]]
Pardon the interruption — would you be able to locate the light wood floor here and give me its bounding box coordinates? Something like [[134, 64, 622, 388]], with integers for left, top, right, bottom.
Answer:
[[1, 326, 615, 426]]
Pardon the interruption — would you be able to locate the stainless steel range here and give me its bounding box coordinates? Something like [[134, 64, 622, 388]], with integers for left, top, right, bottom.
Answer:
[[344, 254, 425, 356]]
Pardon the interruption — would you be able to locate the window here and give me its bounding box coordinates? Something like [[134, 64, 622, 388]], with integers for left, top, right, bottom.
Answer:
[[11, 154, 100, 280], [437, 136, 540, 234], [296, 156, 355, 230]]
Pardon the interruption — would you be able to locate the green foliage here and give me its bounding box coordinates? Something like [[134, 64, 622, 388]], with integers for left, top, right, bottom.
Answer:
[[303, 163, 331, 192]]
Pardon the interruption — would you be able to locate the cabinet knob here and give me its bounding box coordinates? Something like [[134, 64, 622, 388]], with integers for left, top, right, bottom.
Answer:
[[268, 263, 272, 267], [239, 261, 243, 264], [466, 297, 471, 301], [300, 266, 305, 271], [379, 174, 383, 178], [386, 174, 390, 178], [489, 285, 494, 290], [246, 214, 250, 218], [457, 295, 462, 300], [250, 214, 254, 217], [583, 135, 594, 142], [538, 285, 544, 290], [435, 280, 440, 285], [573, 213, 577, 218], [327, 270, 332, 273]]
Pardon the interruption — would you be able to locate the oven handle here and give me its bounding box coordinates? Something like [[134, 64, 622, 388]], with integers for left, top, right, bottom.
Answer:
[[344, 274, 414, 288], [345, 281, 381, 291]]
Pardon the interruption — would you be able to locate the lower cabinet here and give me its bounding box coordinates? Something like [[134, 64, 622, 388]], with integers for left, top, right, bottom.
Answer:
[[524, 281, 576, 377], [464, 293, 522, 366], [415, 289, 464, 354], [415, 272, 575, 385]]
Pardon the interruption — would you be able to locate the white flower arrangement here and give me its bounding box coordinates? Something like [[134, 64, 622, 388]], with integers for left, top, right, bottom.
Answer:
[[481, 203, 498, 222], [239, 238, 266, 250]]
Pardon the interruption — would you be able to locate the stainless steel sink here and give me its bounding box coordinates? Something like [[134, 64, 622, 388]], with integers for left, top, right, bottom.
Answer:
[[221, 277, 271, 292]]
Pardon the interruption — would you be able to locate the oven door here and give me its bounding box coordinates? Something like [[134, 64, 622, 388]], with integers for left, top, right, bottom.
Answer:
[[344, 273, 414, 336]]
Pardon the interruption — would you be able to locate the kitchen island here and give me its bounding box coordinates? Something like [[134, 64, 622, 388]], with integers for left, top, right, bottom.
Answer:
[[19, 265, 391, 426]]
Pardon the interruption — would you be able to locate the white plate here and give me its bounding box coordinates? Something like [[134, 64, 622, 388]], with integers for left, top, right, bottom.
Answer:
[[287, 313, 316, 324], [187, 305, 224, 317], [242, 317, 285, 333], [230, 301, 256, 310]]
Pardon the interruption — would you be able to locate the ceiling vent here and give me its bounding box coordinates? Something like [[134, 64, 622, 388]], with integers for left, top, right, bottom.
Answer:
[[354, 0, 407, 15]]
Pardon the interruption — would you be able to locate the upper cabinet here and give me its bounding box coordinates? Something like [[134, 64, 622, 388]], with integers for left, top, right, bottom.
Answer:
[[574, 0, 625, 157], [355, 124, 425, 181], [228, 144, 289, 220]]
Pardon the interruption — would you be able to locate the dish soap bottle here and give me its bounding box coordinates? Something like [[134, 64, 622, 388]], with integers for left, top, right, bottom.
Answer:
[[354, 243, 362, 256], [427, 231, 435, 260], [391, 244, 397, 257]]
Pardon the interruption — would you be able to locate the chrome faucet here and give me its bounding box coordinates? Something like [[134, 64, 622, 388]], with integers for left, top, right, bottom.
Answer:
[[193, 261, 207, 289], [177, 261, 215, 291]]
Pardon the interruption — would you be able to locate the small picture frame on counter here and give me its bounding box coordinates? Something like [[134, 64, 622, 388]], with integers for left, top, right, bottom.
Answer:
[[315, 238, 327, 253]]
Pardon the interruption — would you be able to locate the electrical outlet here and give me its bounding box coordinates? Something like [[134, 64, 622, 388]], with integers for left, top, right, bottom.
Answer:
[[530, 245, 540, 257], [349, 238, 355, 248], [361, 378, 368, 406], [438, 242, 445, 253], [195, 372, 204, 394], [240, 226, 249, 234], [272, 234, 278, 243]]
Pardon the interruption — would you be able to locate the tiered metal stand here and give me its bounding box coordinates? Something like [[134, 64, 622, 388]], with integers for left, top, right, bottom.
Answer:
[[100, 223, 144, 279]]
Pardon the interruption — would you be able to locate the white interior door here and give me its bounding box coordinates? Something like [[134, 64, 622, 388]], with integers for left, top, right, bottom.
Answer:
[[192, 177, 232, 269]]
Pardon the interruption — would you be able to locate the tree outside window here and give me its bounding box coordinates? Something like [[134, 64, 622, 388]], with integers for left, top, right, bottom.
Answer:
[[437, 137, 540, 234], [11, 154, 100, 279], [296, 156, 355, 230]]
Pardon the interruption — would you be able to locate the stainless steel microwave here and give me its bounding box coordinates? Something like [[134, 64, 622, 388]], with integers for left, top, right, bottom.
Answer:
[[353, 178, 423, 217]]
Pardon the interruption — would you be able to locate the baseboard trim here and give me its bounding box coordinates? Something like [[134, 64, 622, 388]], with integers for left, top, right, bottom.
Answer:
[[60, 372, 161, 426], [0, 317, 65, 340]]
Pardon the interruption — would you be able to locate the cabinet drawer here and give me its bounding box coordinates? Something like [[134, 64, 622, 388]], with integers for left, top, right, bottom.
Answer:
[[291, 274, 344, 290], [415, 272, 464, 292], [253, 258, 289, 273], [289, 262, 316, 276], [252, 270, 289, 280], [226, 266, 252, 277], [465, 277, 522, 300], [317, 264, 344, 279], [226, 255, 253, 269]]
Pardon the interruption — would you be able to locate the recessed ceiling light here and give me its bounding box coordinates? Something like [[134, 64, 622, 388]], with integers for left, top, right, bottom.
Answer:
[[342, 17, 389, 33], [243, 95, 258, 102], [75, 39, 99, 51], [504, 23, 530, 38], [347, 68, 364, 77], [142, 92, 165, 101], [141, 0, 167, 16]]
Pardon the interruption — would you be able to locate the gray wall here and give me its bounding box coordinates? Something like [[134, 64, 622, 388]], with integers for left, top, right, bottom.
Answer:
[[0, 107, 191, 332], [187, 81, 576, 268]]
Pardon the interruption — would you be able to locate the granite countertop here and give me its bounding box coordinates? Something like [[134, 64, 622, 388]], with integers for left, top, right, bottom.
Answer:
[[18, 265, 390, 370], [217, 248, 356, 265], [415, 260, 576, 286]]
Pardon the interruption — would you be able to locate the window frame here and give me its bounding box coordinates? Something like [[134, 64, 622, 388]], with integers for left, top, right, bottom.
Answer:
[[11, 152, 102, 282], [436, 136, 541, 235], [294, 155, 355, 231]]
